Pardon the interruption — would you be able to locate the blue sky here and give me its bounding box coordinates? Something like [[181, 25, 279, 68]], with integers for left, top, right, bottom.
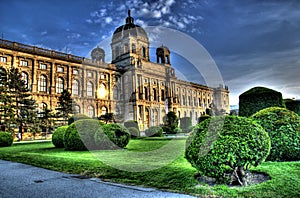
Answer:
[[1, 0, 300, 105]]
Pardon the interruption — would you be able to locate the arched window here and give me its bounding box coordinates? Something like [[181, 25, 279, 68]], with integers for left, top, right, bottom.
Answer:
[[142, 46, 146, 58], [21, 72, 28, 88], [56, 77, 64, 93], [124, 43, 129, 53], [161, 90, 165, 101], [113, 86, 118, 100], [87, 81, 93, 97], [38, 102, 47, 117], [182, 95, 185, 105], [87, 106, 94, 117], [72, 80, 79, 96], [153, 88, 157, 101], [132, 44, 136, 53], [73, 105, 80, 114], [144, 87, 148, 100], [101, 106, 107, 115], [38, 75, 47, 92], [115, 46, 119, 57], [98, 83, 106, 99]]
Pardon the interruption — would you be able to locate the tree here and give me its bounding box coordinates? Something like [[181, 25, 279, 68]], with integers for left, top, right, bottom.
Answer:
[[98, 113, 114, 124], [56, 89, 73, 123], [164, 111, 178, 133], [0, 66, 14, 132], [39, 106, 56, 136], [0, 66, 38, 137]]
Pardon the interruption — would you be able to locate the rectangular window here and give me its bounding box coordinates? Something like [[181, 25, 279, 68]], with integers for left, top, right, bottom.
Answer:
[[57, 67, 64, 72], [73, 69, 79, 75], [100, 74, 106, 80], [39, 63, 47, 69], [0, 57, 7, 63], [20, 60, 28, 66], [87, 72, 93, 77]]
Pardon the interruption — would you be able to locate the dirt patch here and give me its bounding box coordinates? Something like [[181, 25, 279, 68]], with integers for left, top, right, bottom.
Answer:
[[196, 171, 270, 187]]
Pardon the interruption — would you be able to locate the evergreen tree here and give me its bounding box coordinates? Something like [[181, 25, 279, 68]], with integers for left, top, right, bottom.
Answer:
[[56, 89, 73, 123], [39, 106, 56, 135]]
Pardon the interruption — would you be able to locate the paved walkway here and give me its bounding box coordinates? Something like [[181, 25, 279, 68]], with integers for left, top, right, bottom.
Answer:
[[0, 160, 195, 198]]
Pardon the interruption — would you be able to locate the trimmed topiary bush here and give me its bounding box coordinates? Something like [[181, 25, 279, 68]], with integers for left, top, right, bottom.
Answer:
[[252, 107, 300, 161], [64, 119, 101, 151], [68, 114, 90, 125], [185, 116, 270, 186], [284, 99, 300, 115], [164, 111, 179, 134], [0, 132, 13, 147], [198, 115, 211, 123], [174, 127, 182, 134], [127, 127, 140, 138], [145, 126, 163, 137], [98, 124, 130, 149], [239, 87, 285, 117], [180, 117, 192, 133], [124, 120, 139, 130], [52, 126, 68, 148]]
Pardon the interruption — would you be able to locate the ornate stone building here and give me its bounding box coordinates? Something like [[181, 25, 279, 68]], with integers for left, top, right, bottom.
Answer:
[[0, 10, 229, 130]]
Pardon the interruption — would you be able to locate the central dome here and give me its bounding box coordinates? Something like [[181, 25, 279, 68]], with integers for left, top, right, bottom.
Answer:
[[112, 10, 148, 42]]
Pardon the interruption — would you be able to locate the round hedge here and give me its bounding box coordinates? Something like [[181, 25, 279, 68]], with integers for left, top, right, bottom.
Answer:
[[239, 87, 284, 117], [0, 132, 13, 147], [52, 126, 68, 148], [145, 126, 163, 137], [64, 119, 101, 151], [252, 107, 300, 161], [97, 124, 130, 149], [185, 116, 270, 184], [127, 127, 140, 138]]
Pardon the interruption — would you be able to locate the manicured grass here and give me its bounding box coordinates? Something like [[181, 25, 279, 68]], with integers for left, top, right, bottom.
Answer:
[[0, 139, 299, 197]]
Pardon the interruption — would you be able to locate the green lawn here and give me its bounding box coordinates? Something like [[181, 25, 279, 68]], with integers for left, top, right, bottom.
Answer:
[[0, 138, 299, 197]]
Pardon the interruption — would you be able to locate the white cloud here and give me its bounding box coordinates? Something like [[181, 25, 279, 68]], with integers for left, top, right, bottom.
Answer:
[[41, 31, 47, 36], [86, 19, 93, 24], [105, 17, 112, 24], [67, 33, 81, 39]]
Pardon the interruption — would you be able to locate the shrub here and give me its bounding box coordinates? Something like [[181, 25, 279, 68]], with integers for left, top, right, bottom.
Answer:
[[124, 120, 139, 130], [198, 115, 211, 123], [145, 126, 163, 137], [64, 119, 101, 151], [180, 117, 192, 133], [185, 116, 270, 185], [0, 132, 13, 147], [164, 112, 178, 134], [52, 126, 68, 148], [239, 86, 285, 117], [174, 127, 182, 134], [127, 127, 140, 138], [97, 124, 130, 149], [252, 107, 300, 161], [284, 99, 300, 115], [68, 114, 90, 125]]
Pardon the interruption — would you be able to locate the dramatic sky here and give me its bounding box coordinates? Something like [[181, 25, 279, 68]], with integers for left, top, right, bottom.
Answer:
[[1, 0, 300, 105]]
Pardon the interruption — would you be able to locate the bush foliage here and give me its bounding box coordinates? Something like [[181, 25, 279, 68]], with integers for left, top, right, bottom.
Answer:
[[64, 119, 101, 151], [198, 115, 211, 123], [0, 132, 13, 147], [239, 87, 285, 117], [124, 120, 139, 130], [52, 126, 68, 148], [127, 127, 140, 138], [284, 99, 300, 115], [252, 107, 300, 161], [180, 117, 192, 133], [164, 111, 178, 134], [99, 124, 130, 148], [185, 116, 270, 185], [145, 126, 163, 137]]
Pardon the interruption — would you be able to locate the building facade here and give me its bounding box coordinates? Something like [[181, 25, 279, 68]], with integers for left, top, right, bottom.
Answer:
[[0, 11, 229, 130]]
